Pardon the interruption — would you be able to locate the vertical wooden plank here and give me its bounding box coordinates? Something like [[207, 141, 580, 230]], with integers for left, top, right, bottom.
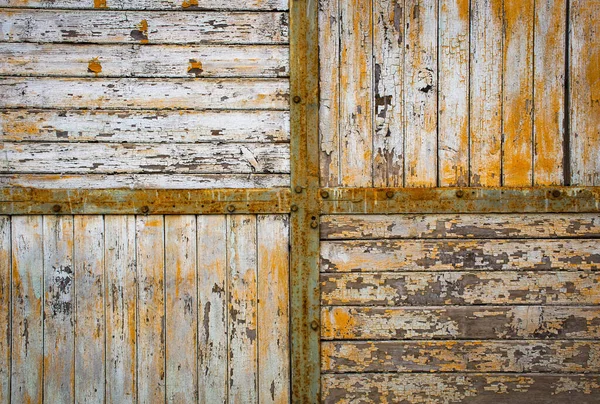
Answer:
[[105, 215, 137, 404], [11, 216, 43, 403], [43, 215, 75, 403], [197, 215, 227, 404], [136, 215, 165, 403], [74, 215, 105, 403], [0, 217, 10, 404], [227, 215, 258, 403], [502, 0, 534, 186], [373, 0, 405, 187], [439, 0, 470, 186], [340, 0, 373, 187], [404, 0, 438, 187], [470, 0, 503, 186], [319, 0, 341, 187], [534, 0, 566, 185], [570, 0, 600, 185], [257, 215, 290, 404], [165, 215, 197, 403]]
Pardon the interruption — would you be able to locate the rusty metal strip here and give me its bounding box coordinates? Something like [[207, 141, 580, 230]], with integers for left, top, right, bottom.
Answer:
[[320, 187, 600, 214], [0, 187, 291, 215], [289, 0, 321, 401]]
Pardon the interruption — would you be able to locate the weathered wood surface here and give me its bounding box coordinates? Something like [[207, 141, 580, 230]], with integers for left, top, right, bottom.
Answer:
[[0, 43, 289, 78], [0, 78, 289, 110], [322, 373, 600, 404], [0, 10, 289, 44], [320, 213, 600, 240], [0, 0, 288, 10], [321, 239, 600, 272], [0, 217, 9, 404], [321, 271, 600, 306], [1, 142, 290, 174], [322, 306, 600, 340]]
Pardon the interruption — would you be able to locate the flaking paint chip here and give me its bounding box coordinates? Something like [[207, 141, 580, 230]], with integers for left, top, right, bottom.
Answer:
[[182, 0, 199, 8], [187, 59, 203, 77], [93, 0, 107, 8], [87, 57, 102, 75]]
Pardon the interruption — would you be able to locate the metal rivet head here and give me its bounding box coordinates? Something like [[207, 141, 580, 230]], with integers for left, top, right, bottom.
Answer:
[[456, 190, 465, 198], [310, 220, 318, 229], [294, 186, 303, 194], [227, 205, 236, 213], [310, 320, 319, 330], [386, 190, 394, 199], [552, 190, 562, 198], [320, 190, 329, 199], [293, 95, 301, 104], [140, 205, 150, 214], [290, 204, 299, 212], [52, 204, 61, 213]]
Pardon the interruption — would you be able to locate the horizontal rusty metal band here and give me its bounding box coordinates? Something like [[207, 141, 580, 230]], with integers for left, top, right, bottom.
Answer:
[[0, 187, 292, 215], [319, 187, 600, 214]]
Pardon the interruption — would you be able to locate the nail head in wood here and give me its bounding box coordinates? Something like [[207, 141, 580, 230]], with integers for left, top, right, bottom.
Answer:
[[321, 190, 329, 199], [294, 186, 303, 194], [310, 320, 319, 330], [227, 204, 236, 213], [293, 95, 302, 103], [291, 204, 299, 212], [386, 190, 394, 199], [140, 205, 150, 214], [552, 190, 562, 198], [456, 190, 465, 198], [310, 220, 318, 229], [52, 204, 61, 213]]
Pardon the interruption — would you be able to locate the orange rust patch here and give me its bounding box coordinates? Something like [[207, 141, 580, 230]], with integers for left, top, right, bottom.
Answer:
[[87, 57, 102, 75], [181, 0, 198, 8], [187, 59, 203, 77], [93, 0, 107, 8]]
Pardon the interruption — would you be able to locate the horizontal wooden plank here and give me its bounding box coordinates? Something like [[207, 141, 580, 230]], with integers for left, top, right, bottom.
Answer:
[[0, 109, 289, 143], [320, 239, 600, 272], [320, 271, 600, 306], [322, 373, 600, 404], [0, 10, 288, 44], [322, 340, 600, 373], [0, 173, 290, 189], [0, 78, 289, 110], [321, 213, 600, 240], [321, 306, 600, 340], [0, 142, 289, 174], [0, 0, 288, 10], [0, 43, 289, 78]]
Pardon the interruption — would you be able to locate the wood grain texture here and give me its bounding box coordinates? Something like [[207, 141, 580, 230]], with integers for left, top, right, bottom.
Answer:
[[0, 43, 289, 78], [10, 216, 43, 403], [469, 0, 502, 186], [74, 215, 105, 403], [165, 215, 197, 403], [0, 216, 9, 404], [322, 340, 600, 373], [373, 0, 404, 187], [105, 215, 137, 404], [320, 213, 600, 240], [257, 215, 290, 404], [322, 373, 600, 403], [339, 0, 373, 187], [1, 142, 290, 174], [0, 0, 288, 10], [0, 78, 289, 110], [321, 271, 600, 306], [404, 0, 437, 187], [534, 0, 566, 185], [570, 0, 600, 185], [0, 10, 288, 44], [136, 215, 165, 403], [227, 215, 258, 403], [43, 215, 75, 403], [321, 238, 600, 272], [197, 215, 227, 404], [438, 0, 469, 187], [321, 306, 600, 340]]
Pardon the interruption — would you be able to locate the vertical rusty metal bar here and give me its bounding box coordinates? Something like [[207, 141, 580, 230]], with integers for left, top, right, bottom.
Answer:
[[289, 0, 321, 402]]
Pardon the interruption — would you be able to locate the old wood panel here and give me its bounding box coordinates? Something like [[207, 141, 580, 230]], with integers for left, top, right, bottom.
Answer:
[[0, 78, 289, 110], [322, 373, 600, 403], [0, 10, 288, 44], [570, 0, 600, 185], [43, 215, 74, 403], [321, 239, 600, 272], [322, 306, 600, 340], [320, 213, 600, 239], [104, 215, 137, 403], [0, 43, 289, 78], [0, 217, 9, 404], [10, 216, 43, 403], [0, 0, 288, 10]]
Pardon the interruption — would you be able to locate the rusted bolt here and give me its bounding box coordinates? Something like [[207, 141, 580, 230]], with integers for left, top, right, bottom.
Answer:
[[320, 190, 329, 199], [290, 204, 299, 212], [294, 186, 303, 194], [52, 204, 61, 213], [552, 189, 562, 198], [140, 205, 150, 214], [386, 190, 394, 199], [456, 190, 465, 198], [310, 320, 319, 330], [227, 204, 236, 213], [310, 220, 318, 229], [293, 95, 301, 104]]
